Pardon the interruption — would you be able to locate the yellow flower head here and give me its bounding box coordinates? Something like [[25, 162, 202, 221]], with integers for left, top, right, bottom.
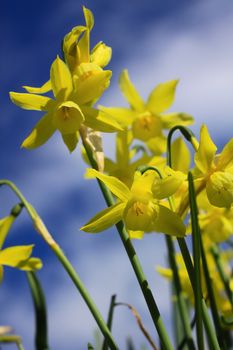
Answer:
[[100, 70, 193, 154], [10, 7, 117, 152], [194, 125, 233, 208], [104, 130, 156, 187], [10, 56, 121, 152], [81, 169, 186, 239], [63, 7, 112, 75]]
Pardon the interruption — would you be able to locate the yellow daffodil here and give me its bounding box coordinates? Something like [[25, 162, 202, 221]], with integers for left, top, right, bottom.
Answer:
[[0, 216, 42, 282], [81, 169, 186, 239], [23, 7, 112, 100], [199, 205, 233, 243], [10, 56, 121, 152], [194, 124, 233, 208], [100, 70, 193, 154], [63, 7, 112, 75], [104, 130, 154, 187]]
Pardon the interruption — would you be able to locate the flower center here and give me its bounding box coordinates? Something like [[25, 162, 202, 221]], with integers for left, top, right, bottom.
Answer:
[[132, 112, 162, 141]]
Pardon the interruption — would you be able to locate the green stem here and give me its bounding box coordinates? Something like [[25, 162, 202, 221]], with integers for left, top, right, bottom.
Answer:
[[211, 245, 233, 308], [26, 271, 50, 350], [166, 126, 221, 350], [166, 126, 196, 168], [81, 133, 173, 350], [0, 180, 118, 350], [188, 172, 204, 350], [165, 236, 195, 350], [102, 295, 117, 350], [200, 240, 228, 349], [0, 335, 25, 350]]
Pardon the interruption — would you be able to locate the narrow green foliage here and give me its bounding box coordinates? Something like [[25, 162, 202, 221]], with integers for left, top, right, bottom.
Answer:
[[188, 172, 204, 350], [26, 271, 50, 350], [102, 295, 117, 350], [200, 240, 228, 349], [211, 245, 233, 308]]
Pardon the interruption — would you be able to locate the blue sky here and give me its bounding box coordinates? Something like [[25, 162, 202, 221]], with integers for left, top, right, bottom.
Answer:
[[1, 1, 233, 349]]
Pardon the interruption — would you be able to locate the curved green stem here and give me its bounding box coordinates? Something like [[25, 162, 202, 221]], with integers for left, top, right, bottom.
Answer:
[[0, 180, 118, 350], [167, 126, 196, 168], [26, 271, 50, 350], [80, 131, 173, 350]]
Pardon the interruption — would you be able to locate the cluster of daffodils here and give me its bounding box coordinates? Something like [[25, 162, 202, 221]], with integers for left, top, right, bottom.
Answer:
[[5, 5, 233, 349], [10, 7, 121, 152]]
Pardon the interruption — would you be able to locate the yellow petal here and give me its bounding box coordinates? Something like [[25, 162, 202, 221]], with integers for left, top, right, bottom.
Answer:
[[85, 168, 131, 201], [128, 230, 144, 239], [217, 138, 233, 171], [80, 202, 125, 233], [62, 132, 79, 152], [82, 107, 122, 132], [77, 30, 90, 63], [0, 216, 15, 249], [161, 112, 194, 129], [123, 199, 158, 232], [119, 70, 145, 112], [0, 245, 33, 267], [132, 113, 163, 142], [146, 136, 167, 155], [153, 205, 186, 237], [91, 42, 112, 68], [54, 101, 84, 134], [63, 25, 86, 69], [21, 112, 56, 149], [74, 65, 112, 105], [98, 106, 135, 127], [23, 80, 51, 94], [83, 6, 94, 30], [152, 168, 186, 199], [156, 266, 173, 279], [50, 56, 73, 100], [16, 257, 43, 271], [104, 158, 117, 173], [10, 92, 52, 111], [194, 124, 217, 174], [171, 137, 191, 173], [146, 80, 178, 114], [116, 131, 130, 167], [206, 171, 233, 208]]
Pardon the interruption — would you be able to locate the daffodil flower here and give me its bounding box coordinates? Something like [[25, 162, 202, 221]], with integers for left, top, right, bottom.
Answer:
[[0, 216, 42, 282], [10, 56, 121, 152], [100, 70, 193, 154], [23, 7, 112, 99], [81, 169, 186, 239], [199, 206, 233, 243], [63, 7, 112, 75], [194, 124, 233, 208], [104, 130, 155, 187]]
